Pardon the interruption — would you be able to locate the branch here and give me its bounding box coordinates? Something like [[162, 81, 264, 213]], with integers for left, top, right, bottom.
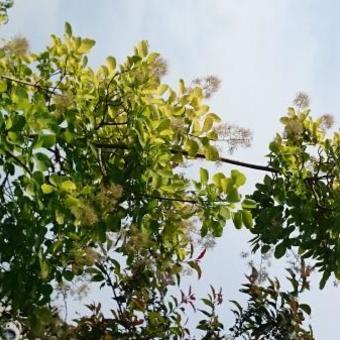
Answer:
[[92, 142, 277, 173], [95, 121, 128, 130], [96, 262, 125, 318], [141, 194, 197, 204], [0, 75, 60, 95], [188, 133, 251, 144], [182, 150, 277, 173], [4, 150, 31, 174]]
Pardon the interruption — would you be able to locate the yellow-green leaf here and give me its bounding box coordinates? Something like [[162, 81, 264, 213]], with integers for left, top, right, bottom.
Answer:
[[204, 145, 219, 161], [205, 112, 221, 123], [179, 79, 185, 95], [60, 180, 76, 192], [227, 188, 240, 203], [192, 119, 201, 134], [55, 210, 65, 224], [157, 84, 168, 96], [40, 134, 56, 148], [41, 183, 54, 194], [203, 117, 214, 132], [40, 259, 49, 280], [242, 210, 253, 228], [0, 79, 7, 92], [231, 169, 246, 187], [200, 168, 209, 184], [232, 211, 242, 229], [78, 38, 96, 54], [137, 40, 148, 57], [185, 139, 199, 156], [106, 56, 116, 72]]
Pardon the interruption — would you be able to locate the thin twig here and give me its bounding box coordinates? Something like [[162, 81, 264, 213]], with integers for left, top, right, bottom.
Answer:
[[0, 75, 60, 95], [4, 150, 31, 174]]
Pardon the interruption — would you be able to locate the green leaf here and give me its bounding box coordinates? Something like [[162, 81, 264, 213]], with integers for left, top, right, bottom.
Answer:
[[33, 171, 44, 185], [202, 298, 214, 308], [63, 270, 74, 281], [157, 84, 168, 96], [185, 139, 199, 156], [219, 206, 230, 219], [227, 188, 240, 203], [212, 172, 225, 187], [55, 210, 64, 224], [106, 56, 116, 72], [232, 211, 242, 229], [242, 198, 257, 209], [60, 180, 76, 192], [203, 116, 214, 132], [188, 260, 202, 279], [105, 214, 121, 232], [40, 135, 56, 148], [0, 79, 7, 92], [64, 22, 72, 36], [207, 130, 218, 140], [91, 273, 104, 282], [39, 259, 49, 280], [274, 242, 287, 259], [78, 38, 96, 53], [300, 304, 311, 315], [7, 115, 26, 131], [231, 169, 246, 187], [41, 183, 54, 194], [205, 112, 221, 123], [137, 40, 148, 57], [12, 87, 28, 107], [200, 168, 209, 185], [204, 145, 219, 161], [261, 244, 271, 254], [217, 178, 227, 193], [242, 210, 253, 228], [35, 152, 52, 171], [64, 196, 81, 207], [319, 270, 331, 289], [230, 300, 243, 312], [192, 119, 201, 134], [212, 223, 223, 237], [179, 79, 185, 94]]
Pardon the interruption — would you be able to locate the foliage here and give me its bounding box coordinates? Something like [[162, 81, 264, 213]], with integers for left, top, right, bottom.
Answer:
[[250, 106, 340, 288], [0, 22, 256, 337], [0, 0, 12, 25], [0, 12, 337, 339], [230, 263, 313, 340]]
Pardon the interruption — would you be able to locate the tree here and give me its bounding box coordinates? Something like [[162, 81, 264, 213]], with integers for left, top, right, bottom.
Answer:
[[0, 13, 338, 339]]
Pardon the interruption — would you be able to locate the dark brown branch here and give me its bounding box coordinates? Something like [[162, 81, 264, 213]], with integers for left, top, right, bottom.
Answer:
[[95, 121, 128, 130], [92, 142, 277, 173], [142, 194, 197, 204], [180, 150, 277, 173], [4, 150, 31, 174], [94, 142, 129, 151], [1, 170, 9, 185], [96, 262, 125, 321], [188, 133, 250, 144], [0, 75, 60, 95]]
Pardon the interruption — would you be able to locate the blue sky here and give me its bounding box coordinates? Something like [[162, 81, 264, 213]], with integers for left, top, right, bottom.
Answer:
[[2, 1, 340, 338]]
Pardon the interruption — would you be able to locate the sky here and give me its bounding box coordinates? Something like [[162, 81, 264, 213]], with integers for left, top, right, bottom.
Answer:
[[2, 1, 340, 338]]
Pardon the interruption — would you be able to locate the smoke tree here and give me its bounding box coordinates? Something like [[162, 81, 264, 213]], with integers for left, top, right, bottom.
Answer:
[[0, 10, 338, 340]]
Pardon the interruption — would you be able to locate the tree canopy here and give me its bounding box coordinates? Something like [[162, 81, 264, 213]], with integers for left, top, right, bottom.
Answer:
[[0, 12, 338, 340]]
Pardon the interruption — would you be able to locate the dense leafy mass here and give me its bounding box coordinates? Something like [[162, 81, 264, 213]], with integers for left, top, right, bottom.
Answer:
[[251, 108, 340, 288], [0, 23, 256, 337], [0, 11, 337, 339], [230, 264, 313, 340]]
